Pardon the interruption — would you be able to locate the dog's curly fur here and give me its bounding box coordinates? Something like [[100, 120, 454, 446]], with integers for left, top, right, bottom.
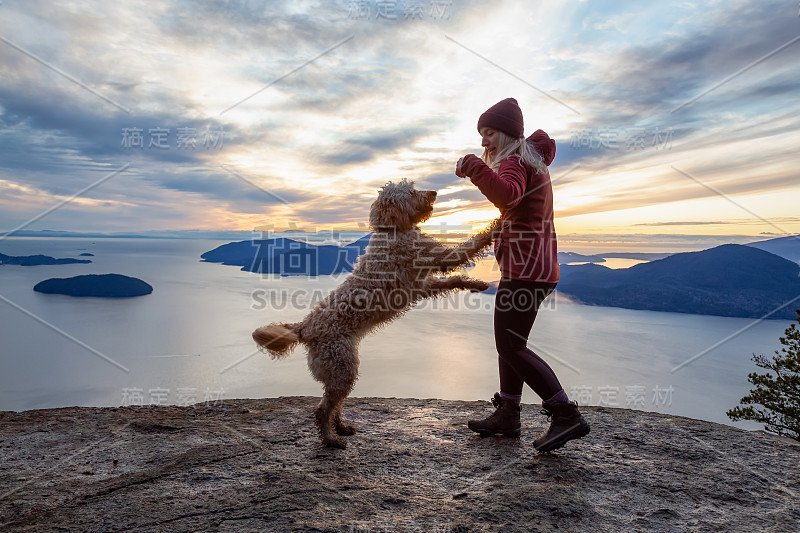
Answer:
[[252, 179, 499, 449]]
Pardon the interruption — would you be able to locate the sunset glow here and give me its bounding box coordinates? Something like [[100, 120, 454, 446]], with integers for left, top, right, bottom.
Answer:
[[1, 0, 797, 248]]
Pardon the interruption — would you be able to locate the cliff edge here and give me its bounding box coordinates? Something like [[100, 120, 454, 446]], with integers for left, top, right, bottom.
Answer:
[[1, 397, 798, 532]]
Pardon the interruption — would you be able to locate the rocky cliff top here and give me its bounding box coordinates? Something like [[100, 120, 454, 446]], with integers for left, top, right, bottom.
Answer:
[[1, 397, 798, 532]]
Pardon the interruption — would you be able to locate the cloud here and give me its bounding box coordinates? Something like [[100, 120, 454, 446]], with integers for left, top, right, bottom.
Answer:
[[416, 172, 465, 190], [143, 167, 308, 210], [0, 0, 797, 236], [315, 126, 433, 167], [588, 2, 794, 120]]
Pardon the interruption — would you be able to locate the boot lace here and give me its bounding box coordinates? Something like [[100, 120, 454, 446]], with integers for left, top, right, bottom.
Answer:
[[485, 394, 506, 423], [540, 401, 580, 422]]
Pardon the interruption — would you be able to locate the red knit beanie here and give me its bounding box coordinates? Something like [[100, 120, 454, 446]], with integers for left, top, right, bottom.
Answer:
[[477, 98, 524, 138]]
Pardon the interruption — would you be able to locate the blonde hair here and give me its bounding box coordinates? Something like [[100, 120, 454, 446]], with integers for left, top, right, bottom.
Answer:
[[482, 131, 547, 174]]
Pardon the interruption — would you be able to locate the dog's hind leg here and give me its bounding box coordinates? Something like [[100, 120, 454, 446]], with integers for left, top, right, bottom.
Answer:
[[333, 405, 357, 436], [315, 384, 355, 449], [310, 341, 359, 449], [331, 363, 359, 437]]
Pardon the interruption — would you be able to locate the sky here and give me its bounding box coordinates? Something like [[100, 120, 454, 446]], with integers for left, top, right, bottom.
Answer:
[[0, 0, 798, 250]]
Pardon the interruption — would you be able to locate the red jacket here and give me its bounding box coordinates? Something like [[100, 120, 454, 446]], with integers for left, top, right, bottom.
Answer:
[[460, 129, 559, 283]]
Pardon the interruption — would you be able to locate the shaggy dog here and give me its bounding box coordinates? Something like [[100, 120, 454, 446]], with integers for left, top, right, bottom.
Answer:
[[252, 179, 499, 449]]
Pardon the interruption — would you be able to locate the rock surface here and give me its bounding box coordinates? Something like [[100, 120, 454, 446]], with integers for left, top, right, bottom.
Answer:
[[0, 397, 798, 532]]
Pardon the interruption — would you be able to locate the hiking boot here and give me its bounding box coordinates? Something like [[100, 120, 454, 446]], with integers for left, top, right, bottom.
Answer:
[[468, 392, 521, 438], [533, 400, 590, 452]]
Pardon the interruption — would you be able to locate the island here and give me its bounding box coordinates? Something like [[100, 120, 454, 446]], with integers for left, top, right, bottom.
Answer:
[[597, 252, 674, 260], [33, 274, 153, 298], [0, 252, 92, 266], [747, 234, 800, 263], [558, 251, 605, 264], [557, 244, 800, 320], [201, 235, 371, 275]]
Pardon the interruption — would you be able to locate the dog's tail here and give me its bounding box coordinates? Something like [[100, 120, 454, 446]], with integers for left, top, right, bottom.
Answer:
[[252, 322, 301, 359]]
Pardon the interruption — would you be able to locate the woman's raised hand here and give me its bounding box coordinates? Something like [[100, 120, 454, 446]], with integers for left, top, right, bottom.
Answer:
[[455, 157, 466, 178]]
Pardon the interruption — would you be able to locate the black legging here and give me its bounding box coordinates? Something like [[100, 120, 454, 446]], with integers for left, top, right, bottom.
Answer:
[[494, 278, 562, 400]]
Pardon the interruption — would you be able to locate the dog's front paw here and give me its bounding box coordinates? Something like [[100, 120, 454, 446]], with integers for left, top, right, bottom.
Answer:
[[488, 217, 503, 238], [469, 280, 490, 293]]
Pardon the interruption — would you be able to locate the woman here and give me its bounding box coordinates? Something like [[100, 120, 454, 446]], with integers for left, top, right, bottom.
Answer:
[[455, 98, 589, 452]]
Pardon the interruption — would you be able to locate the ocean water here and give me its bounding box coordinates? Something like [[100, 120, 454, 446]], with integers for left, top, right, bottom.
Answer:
[[0, 237, 792, 432]]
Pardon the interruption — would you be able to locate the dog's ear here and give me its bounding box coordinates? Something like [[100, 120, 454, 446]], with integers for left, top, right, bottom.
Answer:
[[386, 202, 414, 231], [370, 181, 416, 231], [369, 196, 387, 228], [370, 195, 413, 231]]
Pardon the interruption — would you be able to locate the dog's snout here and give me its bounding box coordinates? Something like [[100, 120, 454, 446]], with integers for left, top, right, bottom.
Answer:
[[425, 190, 437, 202]]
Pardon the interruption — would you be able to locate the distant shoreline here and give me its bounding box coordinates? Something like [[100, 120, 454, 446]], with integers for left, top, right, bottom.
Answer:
[[2, 230, 790, 249]]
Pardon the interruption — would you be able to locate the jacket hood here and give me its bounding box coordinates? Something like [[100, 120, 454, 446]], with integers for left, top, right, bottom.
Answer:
[[527, 129, 556, 166]]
